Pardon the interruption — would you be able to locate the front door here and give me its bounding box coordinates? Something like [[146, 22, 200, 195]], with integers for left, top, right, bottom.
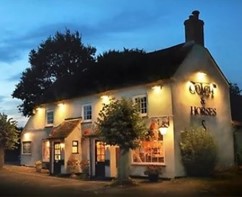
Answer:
[[53, 142, 63, 175], [95, 141, 105, 178]]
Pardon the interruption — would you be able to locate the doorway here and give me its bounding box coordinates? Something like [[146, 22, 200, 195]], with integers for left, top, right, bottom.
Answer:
[[95, 141, 105, 178], [53, 142, 63, 175]]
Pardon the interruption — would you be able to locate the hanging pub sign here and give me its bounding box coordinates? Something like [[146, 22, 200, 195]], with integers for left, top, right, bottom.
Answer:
[[189, 81, 217, 117]]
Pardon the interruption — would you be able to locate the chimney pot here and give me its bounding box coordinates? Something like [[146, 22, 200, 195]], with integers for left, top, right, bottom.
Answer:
[[192, 10, 200, 18], [184, 10, 204, 46]]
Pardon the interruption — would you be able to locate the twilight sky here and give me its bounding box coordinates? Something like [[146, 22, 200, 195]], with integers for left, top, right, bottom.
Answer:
[[0, 0, 242, 127]]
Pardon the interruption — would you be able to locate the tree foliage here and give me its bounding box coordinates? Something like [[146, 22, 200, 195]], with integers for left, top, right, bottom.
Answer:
[[12, 29, 96, 116], [180, 126, 217, 177], [0, 113, 19, 150], [230, 83, 242, 96], [0, 113, 19, 168], [96, 97, 147, 152], [96, 97, 147, 184]]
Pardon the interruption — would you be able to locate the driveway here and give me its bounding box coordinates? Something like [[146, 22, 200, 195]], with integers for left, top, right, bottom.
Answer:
[[0, 164, 242, 197]]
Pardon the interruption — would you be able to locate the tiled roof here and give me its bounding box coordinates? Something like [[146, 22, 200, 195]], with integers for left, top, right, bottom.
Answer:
[[49, 119, 81, 139], [38, 42, 194, 104]]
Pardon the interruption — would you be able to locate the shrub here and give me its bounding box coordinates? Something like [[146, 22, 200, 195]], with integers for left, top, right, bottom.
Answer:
[[180, 126, 217, 176], [67, 158, 80, 174]]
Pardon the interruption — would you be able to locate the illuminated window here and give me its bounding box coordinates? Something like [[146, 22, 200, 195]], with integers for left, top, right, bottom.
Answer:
[[132, 120, 164, 164], [72, 140, 79, 154], [54, 143, 61, 161], [133, 95, 147, 115], [42, 140, 50, 162], [46, 110, 54, 125], [82, 104, 92, 121], [96, 141, 105, 162], [22, 141, 31, 154]]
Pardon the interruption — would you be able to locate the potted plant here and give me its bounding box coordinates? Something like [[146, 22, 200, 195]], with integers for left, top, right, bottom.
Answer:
[[144, 165, 162, 182], [35, 160, 42, 173]]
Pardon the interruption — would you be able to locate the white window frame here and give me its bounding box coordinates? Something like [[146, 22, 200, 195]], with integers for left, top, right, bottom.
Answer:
[[82, 104, 92, 122], [133, 95, 148, 116], [22, 141, 32, 155], [46, 110, 54, 126]]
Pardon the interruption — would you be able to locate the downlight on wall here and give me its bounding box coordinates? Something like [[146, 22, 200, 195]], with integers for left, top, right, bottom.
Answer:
[[151, 85, 162, 93], [101, 95, 111, 105]]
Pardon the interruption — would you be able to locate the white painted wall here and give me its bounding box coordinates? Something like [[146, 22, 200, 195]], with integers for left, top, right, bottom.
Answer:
[[172, 45, 234, 177]]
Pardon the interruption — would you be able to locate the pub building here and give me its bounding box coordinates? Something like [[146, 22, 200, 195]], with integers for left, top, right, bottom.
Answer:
[[21, 11, 234, 178]]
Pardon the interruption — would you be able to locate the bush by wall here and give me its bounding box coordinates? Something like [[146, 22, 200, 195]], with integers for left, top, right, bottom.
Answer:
[[180, 126, 217, 176]]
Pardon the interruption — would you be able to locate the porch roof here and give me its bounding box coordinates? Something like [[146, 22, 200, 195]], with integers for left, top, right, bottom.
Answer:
[[48, 119, 81, 139]]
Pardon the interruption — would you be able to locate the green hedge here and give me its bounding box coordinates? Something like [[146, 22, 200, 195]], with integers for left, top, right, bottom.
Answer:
[[180, 127, 217, 176]]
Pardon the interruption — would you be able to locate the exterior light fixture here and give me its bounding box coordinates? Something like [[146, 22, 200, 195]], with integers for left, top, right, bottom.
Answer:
[[197, 72, 207, 81], [158, 116, 170, 135], [101, 95, 110, 105], [152, 85, 161, 93], [58, 102, 65, 108]]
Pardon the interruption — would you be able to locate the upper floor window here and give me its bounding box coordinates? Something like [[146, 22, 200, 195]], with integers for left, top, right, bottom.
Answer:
[[82, 104, 92, 122], [46, 110, 54, 125], [133, 95, 147, 116]]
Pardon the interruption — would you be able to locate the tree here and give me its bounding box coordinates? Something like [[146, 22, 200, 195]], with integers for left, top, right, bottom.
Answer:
[[96, 98, 147, 185], [0, 113, 19, 168], [12, 29, 96, 116], [230, 83, 242, 96]]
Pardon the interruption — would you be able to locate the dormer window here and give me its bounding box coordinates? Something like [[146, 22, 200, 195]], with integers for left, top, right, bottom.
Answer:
[[46, 110, 54, 126]]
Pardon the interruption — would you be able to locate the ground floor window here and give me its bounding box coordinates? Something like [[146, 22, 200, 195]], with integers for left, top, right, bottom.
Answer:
[[132, 118, 165, 164], [22, 141, 31, 154], [72, 140, 79, 154], [42, 140, 50, 162], [132, 140, 164, 164]]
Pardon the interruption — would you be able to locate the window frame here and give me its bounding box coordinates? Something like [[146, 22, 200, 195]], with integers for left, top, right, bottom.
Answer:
[[133, 95, 148, 116], [72, 140, 79, 154], [22, 141, 32, 155], [82, 104, 92, 122], [132, 138, 165, 165], [46, 110, 54, 126]]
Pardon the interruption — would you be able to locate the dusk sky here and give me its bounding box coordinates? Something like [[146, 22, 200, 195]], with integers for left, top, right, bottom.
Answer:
[[1, 0, 242, 127]]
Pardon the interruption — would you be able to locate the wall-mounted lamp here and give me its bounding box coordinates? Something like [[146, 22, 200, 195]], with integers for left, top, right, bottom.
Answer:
[[189, 81, 216, 98], [196, 72, 207, 81], [58, 102, 65, 108], [158, 116, 170, 135], [152, 85, 161, 93], [101, 95, 110, 105]]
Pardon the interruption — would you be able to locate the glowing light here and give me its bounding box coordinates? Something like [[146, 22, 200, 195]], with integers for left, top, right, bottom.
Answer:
[[152, 85, 161, 93], [101, 95, 110, 105], [196, 72, 207, 81], [60, 143, 65, 149], [46, 141, 50, 148], [159, 127, 167, 135], [24, 133, 31, 141], [58, 102, 65, 108]]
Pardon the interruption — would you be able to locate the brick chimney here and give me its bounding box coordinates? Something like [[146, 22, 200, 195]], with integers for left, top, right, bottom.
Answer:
[[184, 10, 204, 46]]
